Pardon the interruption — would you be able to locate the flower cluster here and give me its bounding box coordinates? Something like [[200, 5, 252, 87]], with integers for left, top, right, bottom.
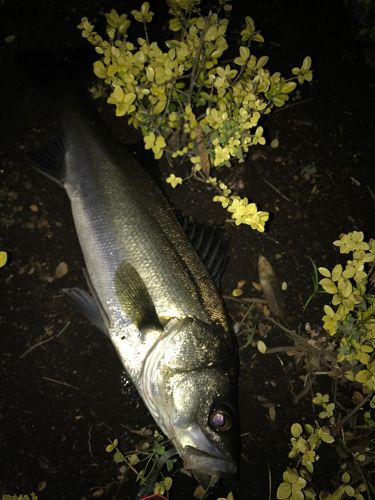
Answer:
[[318, 231, 375, 393], [78, 1, 312, 230], [312, 393, 335, 420], [319, 232, 375, 335], [212, 179, 269, 231], [277, 423, 335, 500]]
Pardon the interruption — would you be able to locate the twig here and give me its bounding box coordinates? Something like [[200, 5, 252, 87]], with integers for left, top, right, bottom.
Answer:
[[20, 321, 71, 359], [236, 303, 256, 332], [263, 179, 292, 202], [367, 184, 375, 204], [266, 345, 307, 354], [232, 40, 252, 85], [341, 391, 374, 426], [274, 97, 316, 112], [263, 315, 294, 335], [294, 373, 314, 403], [268, 465, 272, 500], [223, 295, 266, 304], [188, 12, 211, 103], [354, 459, 373, 500], [41, 376, 80, 391], [88, 424, 95, 459]]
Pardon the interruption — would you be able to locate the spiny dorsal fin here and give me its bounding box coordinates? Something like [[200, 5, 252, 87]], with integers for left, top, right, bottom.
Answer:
[[179, 217, 230, 289], [115, 261, 162, 331]]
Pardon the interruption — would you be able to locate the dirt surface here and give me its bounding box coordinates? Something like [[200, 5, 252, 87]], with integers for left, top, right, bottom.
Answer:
[[1, 1, 375, 499]]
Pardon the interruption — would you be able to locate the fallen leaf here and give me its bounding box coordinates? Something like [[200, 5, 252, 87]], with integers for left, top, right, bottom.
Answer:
[[268, 405, 276, 421], [257, 340, 267, 354], [258, 255, 285, 320], [55, 261, 68, 279], [193, 485, 206, 499], [0, 251, 8, 268]]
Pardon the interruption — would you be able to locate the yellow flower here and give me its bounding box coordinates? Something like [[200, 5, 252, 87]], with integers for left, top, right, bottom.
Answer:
[[227, 197, 269, 232], [166, 174, 183, 188]]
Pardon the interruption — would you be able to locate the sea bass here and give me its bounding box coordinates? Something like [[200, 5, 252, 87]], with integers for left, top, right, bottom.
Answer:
[[28, 87, 239, 485]]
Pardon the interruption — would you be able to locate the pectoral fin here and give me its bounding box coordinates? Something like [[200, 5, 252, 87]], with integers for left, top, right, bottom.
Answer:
[[63, 287, 110, 335], [115, 261, 161, 332]]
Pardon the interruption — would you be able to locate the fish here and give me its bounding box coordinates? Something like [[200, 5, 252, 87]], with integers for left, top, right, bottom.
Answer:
[[27, 85, 239, 487]]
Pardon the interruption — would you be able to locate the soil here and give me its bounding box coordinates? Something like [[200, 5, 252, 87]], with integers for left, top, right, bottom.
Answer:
[[0, 1, 374, 499]]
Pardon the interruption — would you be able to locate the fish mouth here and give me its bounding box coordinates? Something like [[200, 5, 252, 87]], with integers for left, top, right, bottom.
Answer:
[[182, 445, 237, 477]]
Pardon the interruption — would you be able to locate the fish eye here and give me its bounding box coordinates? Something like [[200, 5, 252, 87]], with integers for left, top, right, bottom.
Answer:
[[209, 408, 232, 432]]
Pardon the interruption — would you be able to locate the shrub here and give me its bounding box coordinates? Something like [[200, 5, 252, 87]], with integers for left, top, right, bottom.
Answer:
[[78, 0, 312, 231]]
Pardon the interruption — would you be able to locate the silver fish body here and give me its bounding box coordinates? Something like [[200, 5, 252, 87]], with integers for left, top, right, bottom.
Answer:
[[33, 91, 239, 481]]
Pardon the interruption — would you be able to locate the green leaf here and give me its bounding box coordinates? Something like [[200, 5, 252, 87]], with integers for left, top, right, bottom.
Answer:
[[277, 482, 292, 499], [331, 264, 343, 282], [302, 56, 312, 70], [344, 485, 355, 496], [318, 267, 331, 278], [128, 453, 140, 465], [320, 431, 334, 444], [355, 370, 370, 383], [93, 61, 107, 79], [342, 472, 351, 484], [340, 279, 352, 298], [113, 449, 126, 463], [304, 424, 314, 435], [164, 477, 173, 491], [281, 81, 297, 93], [291, 423, 303, 438], [166, 457, 177, 471], [319, 278, 337, 294]]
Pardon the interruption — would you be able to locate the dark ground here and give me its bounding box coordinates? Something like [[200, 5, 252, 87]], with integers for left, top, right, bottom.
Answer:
[[1, 0, 375, 499]]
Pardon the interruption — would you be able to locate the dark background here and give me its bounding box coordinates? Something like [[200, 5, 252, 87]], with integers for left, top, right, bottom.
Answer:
[[1, 1, 374, 499]]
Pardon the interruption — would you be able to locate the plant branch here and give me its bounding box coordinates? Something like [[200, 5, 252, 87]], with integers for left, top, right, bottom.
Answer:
[[341, 391, 374, 426], [188, 12, 212, 104]]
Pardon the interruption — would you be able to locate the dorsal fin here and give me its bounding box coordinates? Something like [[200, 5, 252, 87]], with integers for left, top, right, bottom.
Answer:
[[178, 216, 230, 289]]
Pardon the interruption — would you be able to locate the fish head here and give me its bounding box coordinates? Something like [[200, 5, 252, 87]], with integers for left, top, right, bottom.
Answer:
[[171, 365, 239, 482], [153, 317, 239, 485]]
